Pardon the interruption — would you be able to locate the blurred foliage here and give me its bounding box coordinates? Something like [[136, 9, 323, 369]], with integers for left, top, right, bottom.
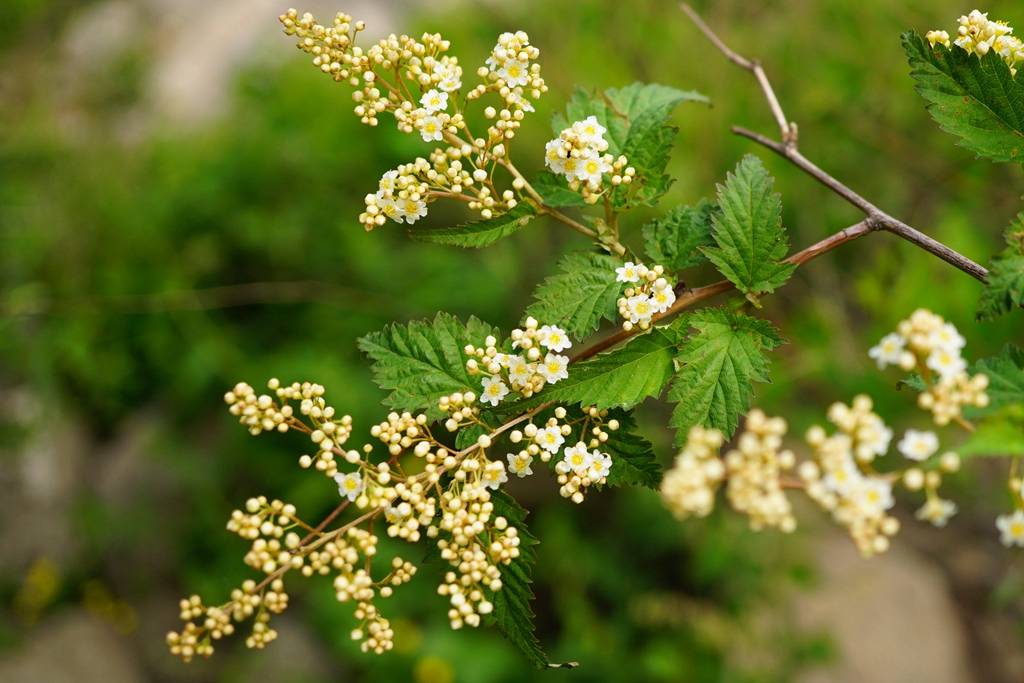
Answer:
[[0, 0, 1022, 681]]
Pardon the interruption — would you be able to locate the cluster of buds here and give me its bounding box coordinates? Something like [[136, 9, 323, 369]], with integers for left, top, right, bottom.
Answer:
[[465, 319, 572, 405], [227, 497, 301, 575], [825, 395, 893, 463], [661, 426, 726, 519], [544, 116, 635, 203], [281, 10, 542, 233], [723, 410, 797, 532], [927, 9, 1024, 75], [614, 262, 675, 330], [869, 309, 989, 425], [433, 476, 519, 628]]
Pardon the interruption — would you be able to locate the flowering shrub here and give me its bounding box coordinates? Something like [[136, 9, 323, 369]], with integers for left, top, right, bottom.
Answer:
[[167, 5, 1024, 670]]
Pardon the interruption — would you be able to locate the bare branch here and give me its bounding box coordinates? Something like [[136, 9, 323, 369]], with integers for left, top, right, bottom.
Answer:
[[684, 5, 990, 284]]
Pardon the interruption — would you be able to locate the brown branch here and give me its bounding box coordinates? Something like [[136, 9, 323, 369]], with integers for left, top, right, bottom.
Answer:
[[682, 4, 990, 285]]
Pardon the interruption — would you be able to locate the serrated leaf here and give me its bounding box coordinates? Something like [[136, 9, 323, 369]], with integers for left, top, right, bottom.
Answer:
[[668, 308, 783, 442], [409, 203, 536, 248], [488, 490, 555, 669], [977, 214, 1024, 319], [525, 251, 622, 338], [603, 410, 661, 488], [701, 155, 795, 296], [972, 344, 1024, 413], [642, 199, 718, 271], [903, 31, 1024, 163], [358, 312, 497, 416], [531, 171, 587, 208], [526, 327, 683, 410]]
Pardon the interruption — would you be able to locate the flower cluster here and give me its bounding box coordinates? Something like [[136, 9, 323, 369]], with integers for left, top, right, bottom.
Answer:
[[500, 406, 618, 502], [723, 411, 797, 532], [465, 318, 571, 405], [927, 9, 1024, 75], [545, 116, 635, 204], [869, 309, 989, 426], [614, 262, 676, 331], [660, 426, 726, 519], [281, 10, 547, 233]]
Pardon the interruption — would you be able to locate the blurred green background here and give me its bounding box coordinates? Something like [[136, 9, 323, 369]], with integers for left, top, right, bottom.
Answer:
[[1, 0, 1023, 681]]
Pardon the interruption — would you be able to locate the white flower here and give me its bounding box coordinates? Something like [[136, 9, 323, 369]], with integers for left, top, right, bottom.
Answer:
[[575, 150, 611, 187], [868, 333, 905, 369], [996, 510, 1024, 547], [916, 498, 957, 527], [334, 471, 364, 501], [853, 477, 894, 517], [587, 451, 612, 480], [378, 170, 399, 193], [823, 458, 863, 495], [375, 191, 403, 222], [626, 295, 655, 324], [398, 197, 427, 224], [649, 285, 676, 313], [507, 452, 534, 477], [926, 347, 967, 381], [562, 442, 593, 475], [898, 430, 939, 461], [535, 425, 565, 453], [506, 355, 532, 386], [482, 461, 508, 490], [929, 322, 965, 352], [420, 89, 449, 113], [544, 139, 567, 174], [417, 115, 444, 142], [538, 353, 569, 384], [480, 376, 510, 406], [615, 261, 641, 283], [498, 59, 530, 87], [507, 91, 535, 112], [856, 416, 893, 460], [572, 115, 606, 145], [432, 60, 462, 92], [538, 325, 572, 352]]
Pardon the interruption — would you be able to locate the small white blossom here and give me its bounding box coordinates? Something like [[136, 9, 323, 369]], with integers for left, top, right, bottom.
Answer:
[[926, 347, 967, 381], [419, 89, 449, 113], [480, 376, 510, 406], [507, 452, 534, 477], [417, 115, 444, 142], [572, 115, 606, 145], [997, 510, 1024, 547], [615, 261, 641, 283], [538, 353, 569, 384], [334, 471, 364, 502], [481, 461, 508, 490], [898, 429, 939, 461], [649, 285, 676, 313], [626, 295, 655, 324], [538, 325, 572, 352], [562, 442, 593, 475], [587, 451, 612, 480], [535, 425, 565, 453], [868, 333, 905, 369]]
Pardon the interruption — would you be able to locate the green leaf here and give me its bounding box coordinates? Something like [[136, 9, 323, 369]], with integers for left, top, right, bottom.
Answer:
[[358, 312, 496, 416], [903, 31, 1024, 163], [530, 171, 587, 208], [977, 213, 1024, 319], [526, 326, 683, 410], [972, 344, 1024, 412], [525, 251, 622, 338], [551, 83, 709, 208], [642, 199, 718, 271], [603, 411, 662, 488], [668, 308, 783, 442], [409, 203, 536, 248], [959, 410, 1024, 458], [701, 155, 795, 297], [488, 490, 557, 669]]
